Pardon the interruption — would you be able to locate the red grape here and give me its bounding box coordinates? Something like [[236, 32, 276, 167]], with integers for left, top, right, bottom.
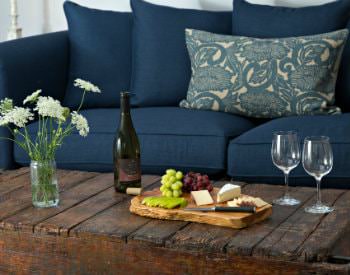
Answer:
[[182, 172, 213, 193]]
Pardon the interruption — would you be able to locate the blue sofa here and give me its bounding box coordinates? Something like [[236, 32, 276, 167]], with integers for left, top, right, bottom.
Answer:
[[1, 0, 350, 188], [0, 31, 349, 188]]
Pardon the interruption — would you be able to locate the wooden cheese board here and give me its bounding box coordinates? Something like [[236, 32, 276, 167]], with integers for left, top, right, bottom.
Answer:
[[130, 188, 272, 229]]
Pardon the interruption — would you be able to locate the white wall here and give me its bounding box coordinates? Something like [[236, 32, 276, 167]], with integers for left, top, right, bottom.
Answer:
[[0, 0, 335, 42]]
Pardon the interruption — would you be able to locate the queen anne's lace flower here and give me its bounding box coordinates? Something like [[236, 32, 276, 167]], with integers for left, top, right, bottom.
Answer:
[[23, 90, 42, 105], [74, 78, 101, 93], [35, 96, 65, 121], [71, 111, 89, 137], [0, 107, 34, 128], [0, 98, 14, 115]]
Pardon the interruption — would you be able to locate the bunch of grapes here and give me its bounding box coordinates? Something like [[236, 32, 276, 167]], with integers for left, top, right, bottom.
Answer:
[[182, 172, 213, 193], [160, 169, 183, 198]]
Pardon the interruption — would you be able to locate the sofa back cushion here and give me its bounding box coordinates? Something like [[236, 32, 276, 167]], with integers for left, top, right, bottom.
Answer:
[[63, 1, 132, 109], [130, 0, 232, 107], [232, 0, 350, 111]]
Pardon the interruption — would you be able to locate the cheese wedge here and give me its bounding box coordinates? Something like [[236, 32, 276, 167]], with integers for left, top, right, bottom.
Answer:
[[216, 183, 241, 203], [191, 190, 214, 206]]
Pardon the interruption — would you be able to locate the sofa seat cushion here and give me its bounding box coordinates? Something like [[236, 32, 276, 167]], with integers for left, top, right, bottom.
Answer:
[[14, 107, 255, 174], [228, 114, 350, 188]]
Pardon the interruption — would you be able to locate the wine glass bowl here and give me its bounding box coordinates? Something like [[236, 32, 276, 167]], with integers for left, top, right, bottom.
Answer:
[[271, 131, 301, 206], [302, 136, 334, 214]]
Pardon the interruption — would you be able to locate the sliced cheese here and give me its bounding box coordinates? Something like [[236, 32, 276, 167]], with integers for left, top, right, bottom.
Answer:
[[191, 190, 214, 206], [227, 196, 268, 208], [216, 183, 241, 203], [252, 197, 269, 208]]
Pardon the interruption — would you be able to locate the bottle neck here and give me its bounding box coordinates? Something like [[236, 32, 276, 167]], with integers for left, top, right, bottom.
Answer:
[[120, 95, 131, 115]]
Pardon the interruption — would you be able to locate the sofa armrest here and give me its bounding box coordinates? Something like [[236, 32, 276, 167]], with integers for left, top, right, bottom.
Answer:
[[0, 31, 69, 169]]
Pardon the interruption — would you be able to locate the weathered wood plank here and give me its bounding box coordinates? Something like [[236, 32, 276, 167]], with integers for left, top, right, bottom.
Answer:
[[0, 173, 114, 232], [1, 170, 350, 274], [127, 179, 235, 248], [0, 230, 348, 275], [162, 183, 248, 253], [298, 190, 350, 262], [166, 184, 276, 252], [226, 186, 315, 256], [140, 175, 161, 189], [330, 227, 350, 262], [0, 171, 30, 198], [166, 223, 238, 253], [71, 175, 160, 241], [127, 178, 189, 247], [35, 186, 126, 236], [73, 200, 150, 242], [0, 169, 93, 201], [128, 219, 188, 246], [0, 170, 97, 221], [0, 167, 29, 180], [253, 188, 346, 260]]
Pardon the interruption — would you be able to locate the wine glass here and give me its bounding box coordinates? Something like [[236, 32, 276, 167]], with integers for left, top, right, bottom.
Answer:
[[271, 131, 301, 206], [302, 136, 334, 214]]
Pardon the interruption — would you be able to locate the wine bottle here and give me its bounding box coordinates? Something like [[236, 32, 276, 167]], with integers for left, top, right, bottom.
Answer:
[[113, 92, 141, 193]]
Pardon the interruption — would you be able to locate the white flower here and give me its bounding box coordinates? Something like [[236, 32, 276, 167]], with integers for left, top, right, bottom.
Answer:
[[0, 107, 34, 128], [0, 98, 13, 115], [23, 90, 42, 105], [74, 78, 101, 93], [71, 111, 89, 137], [35, 96, 66, 121]]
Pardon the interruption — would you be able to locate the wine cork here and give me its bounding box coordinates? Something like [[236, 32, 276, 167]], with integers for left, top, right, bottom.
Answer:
[[126, 187, 142, 196]]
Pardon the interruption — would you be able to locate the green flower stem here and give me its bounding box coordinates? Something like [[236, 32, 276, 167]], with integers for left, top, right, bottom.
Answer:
[[31, 161, 58, 206], [0, 136, 28, 153], [0, 81, 97, 207], [76, 90, 86, 113], [2, 87, 87, 162]]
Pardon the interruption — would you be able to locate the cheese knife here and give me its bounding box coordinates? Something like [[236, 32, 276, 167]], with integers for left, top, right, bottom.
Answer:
[[184, 206, 256, 213]]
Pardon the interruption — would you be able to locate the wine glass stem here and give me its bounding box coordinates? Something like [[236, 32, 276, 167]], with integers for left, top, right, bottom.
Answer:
[[284, 172, 290, 197], [316, 178, 322, 206]]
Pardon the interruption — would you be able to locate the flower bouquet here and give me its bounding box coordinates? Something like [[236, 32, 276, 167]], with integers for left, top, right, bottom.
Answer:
[[0, 79, 100, 208]]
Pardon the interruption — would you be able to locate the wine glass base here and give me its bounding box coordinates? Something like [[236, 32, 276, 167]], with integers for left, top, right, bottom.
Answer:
[[305, 204, 334, 214], [273, 196, 300, 206]]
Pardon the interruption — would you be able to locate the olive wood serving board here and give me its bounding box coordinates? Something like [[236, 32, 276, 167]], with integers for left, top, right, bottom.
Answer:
[[129, 188, 272, 229]]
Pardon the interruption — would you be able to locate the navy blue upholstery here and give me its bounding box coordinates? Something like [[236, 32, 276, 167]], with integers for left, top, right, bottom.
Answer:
[[232, 0, 350, 38], [0, 32, 69, 169], [228, 114, 350, 188], [63, 1, 133, 109], [130, 0, 232, 107], [14, 107, 254, 175], [337, 20, 350, 112]]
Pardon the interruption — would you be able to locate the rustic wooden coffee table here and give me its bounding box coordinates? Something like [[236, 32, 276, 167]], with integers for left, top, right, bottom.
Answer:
[[0, 168, 349, 274]]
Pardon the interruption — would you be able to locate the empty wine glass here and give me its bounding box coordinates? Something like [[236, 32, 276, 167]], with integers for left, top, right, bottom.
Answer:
[[302, 136, 334, 214], [272, 131, 301, 206]]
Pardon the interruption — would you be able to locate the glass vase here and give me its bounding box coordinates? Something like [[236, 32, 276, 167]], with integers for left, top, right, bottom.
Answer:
[[30, 160, 59, 208]]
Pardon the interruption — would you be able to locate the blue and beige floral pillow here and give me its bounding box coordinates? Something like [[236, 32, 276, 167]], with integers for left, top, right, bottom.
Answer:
[[180, 29, 348, 118]]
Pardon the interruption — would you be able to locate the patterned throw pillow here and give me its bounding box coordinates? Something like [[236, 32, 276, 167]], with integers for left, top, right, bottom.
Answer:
[[180, 29, 349, 118]]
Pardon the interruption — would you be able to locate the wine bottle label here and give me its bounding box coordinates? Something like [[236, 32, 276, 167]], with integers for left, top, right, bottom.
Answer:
[[118, 159, 141, 182]]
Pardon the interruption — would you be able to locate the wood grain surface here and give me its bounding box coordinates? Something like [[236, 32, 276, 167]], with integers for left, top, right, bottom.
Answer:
[[0, 169, 349, 274], [130, 188, 272, 229]]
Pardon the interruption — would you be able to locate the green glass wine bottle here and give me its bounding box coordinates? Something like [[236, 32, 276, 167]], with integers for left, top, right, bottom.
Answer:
[[113, 92, 141, 193]]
